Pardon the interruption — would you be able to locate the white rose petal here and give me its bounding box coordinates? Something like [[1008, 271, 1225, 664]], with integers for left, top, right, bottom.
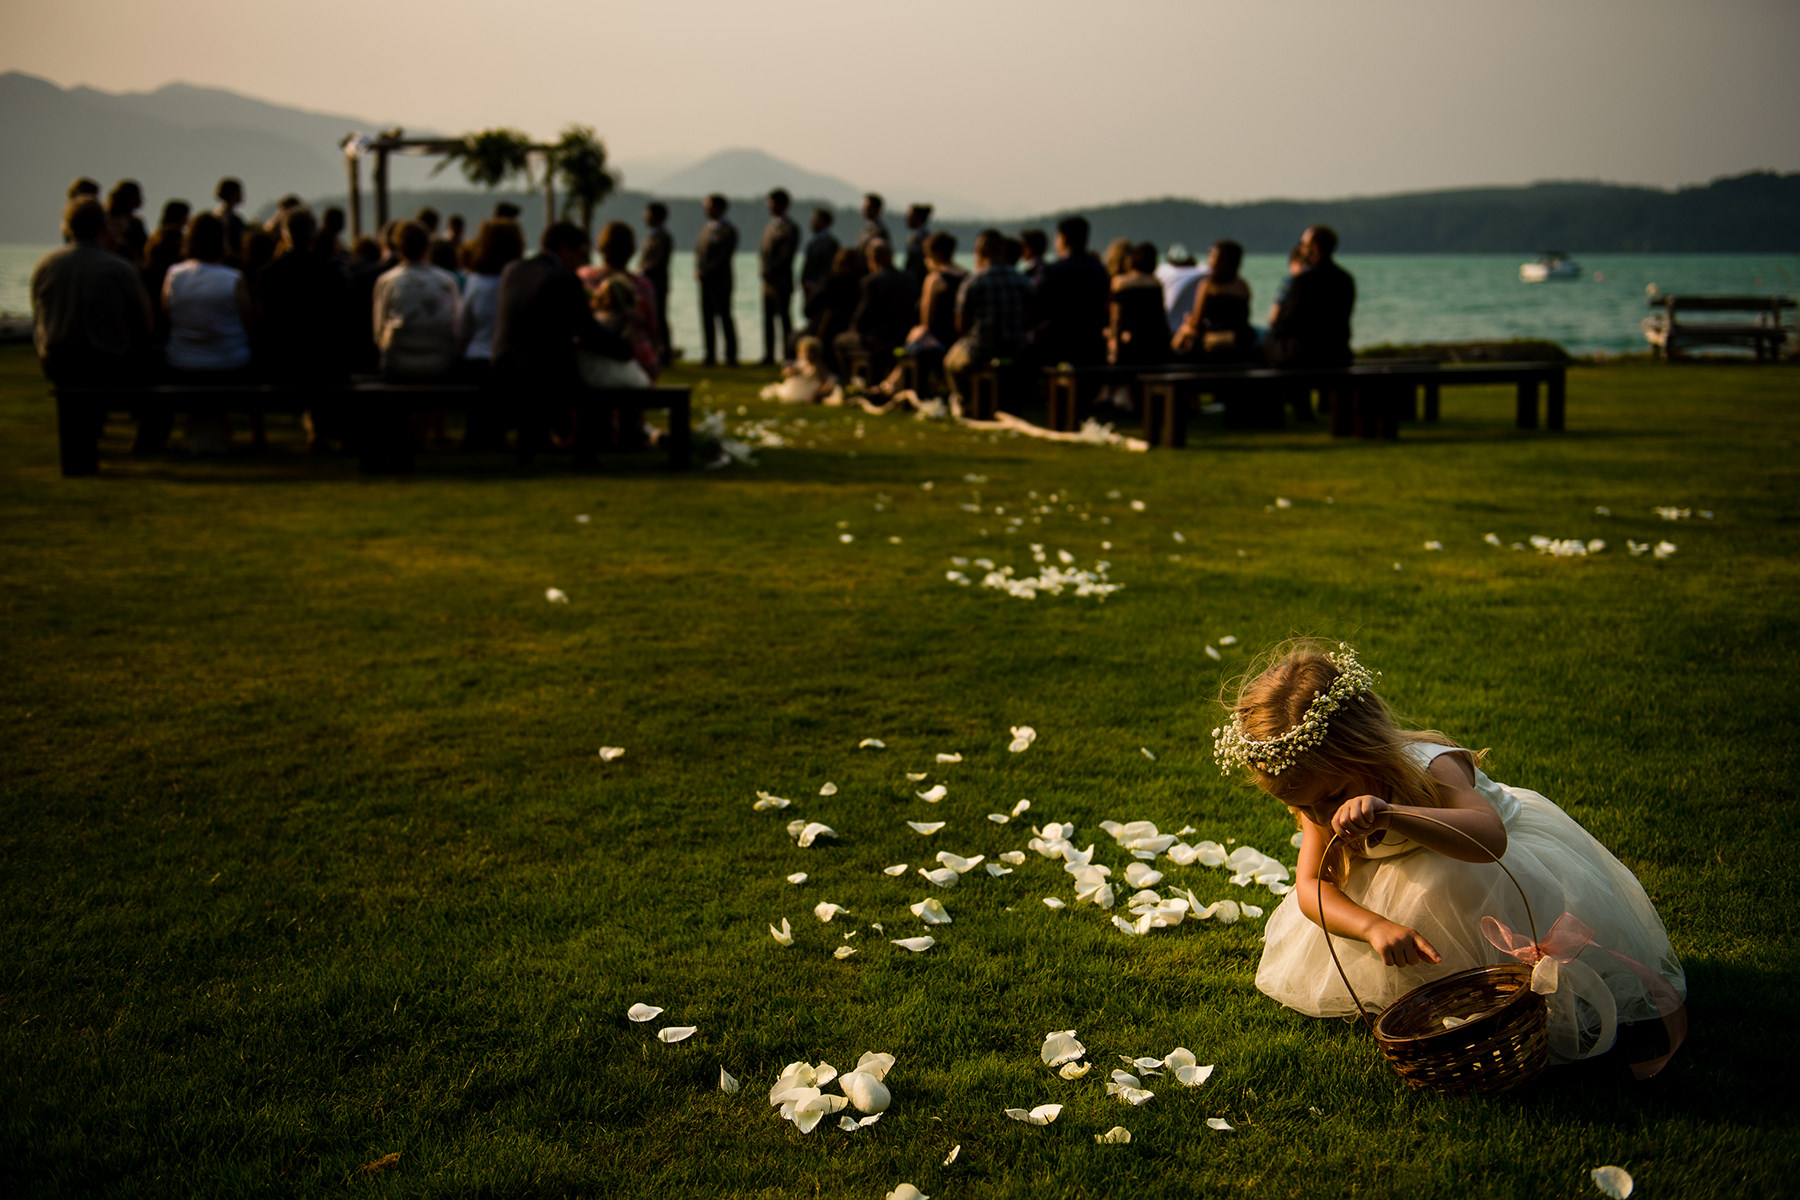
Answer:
[[627, 1003, 663, 1022], [988, 813, 1010, 824], [935, 753, 963, 764], [598, 746, 625, 761], [658, 1026, 697, 1043], [985, 862, 1013, 876], [891, 936, 936, 952], [911, 898, 953, 924], [1004, 1104, 1063, 1125], [1218, 635, 1238, 646], [834, 945, 857, 959], [887, 1186, 928, 1200], [1591, 1166, 1634, 1199], [936, 852, 984, 873], [883, 863, 909, 876], [839, 1070, 892, 1113], [1040, 1030, 1087, 1067], [860, 738, 886, 749], [919, 867, 959, 887], [1001, 850, 1026, 865], [796, 822, 836, 848], [1205, 644, 1222, 661], [1011, 799, 1031, 817], [787, 872, 808, 885], [908, 821, 946, 835], [1058, 1061, 1092, 1079], [545, 588, 569, 603], [720, 1067, 740, 1092], [770, 918, 794, 945], [906, 771, 929, 782], [854, 1051, 896, 1081], [814, 902, 845, 923], [820, 782, 838, 796], [1042, 897, 1066, 910], [1205, 1117, 1234, 1132], [943, 1145, 960, 1166], [1096, 1126, 1132, 1144], [917, 785, 948, 802], [1175, 1064, 1215, 1087]]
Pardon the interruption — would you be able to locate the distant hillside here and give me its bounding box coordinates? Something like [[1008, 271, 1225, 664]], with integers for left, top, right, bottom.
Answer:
[[0, 72, 452, 242], [646, 148, 864, 210]]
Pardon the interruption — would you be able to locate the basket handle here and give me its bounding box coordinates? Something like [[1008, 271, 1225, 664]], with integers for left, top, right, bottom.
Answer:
[[1316, 808, 1539, 1030]]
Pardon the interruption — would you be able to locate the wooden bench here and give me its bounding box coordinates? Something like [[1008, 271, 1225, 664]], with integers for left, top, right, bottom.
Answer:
[[1118, 360, 1566, 448], [51, 379, 693, 476], [1643, 295, 1795, 361]]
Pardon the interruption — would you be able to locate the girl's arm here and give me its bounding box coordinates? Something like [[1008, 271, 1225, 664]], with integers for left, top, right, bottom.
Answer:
[[1293, 816, 1442, 968], [1331, 753, 1507, 863]]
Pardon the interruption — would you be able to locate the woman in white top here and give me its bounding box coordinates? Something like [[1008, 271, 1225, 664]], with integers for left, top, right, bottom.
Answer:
[[163, 212, 251, 374], [372, 221, 460, 380], [457, 218, 525, 375]]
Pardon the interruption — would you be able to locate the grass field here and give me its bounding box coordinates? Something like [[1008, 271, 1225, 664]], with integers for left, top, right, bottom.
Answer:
[[2, 344, 1798, 1198]]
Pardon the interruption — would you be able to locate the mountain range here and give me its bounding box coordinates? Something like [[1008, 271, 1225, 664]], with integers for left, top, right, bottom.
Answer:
[[3, 71, 1795, 252]]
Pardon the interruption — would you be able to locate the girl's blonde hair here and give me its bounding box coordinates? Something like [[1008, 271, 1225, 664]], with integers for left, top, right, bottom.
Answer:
[[1224, 640, 1479, 881]]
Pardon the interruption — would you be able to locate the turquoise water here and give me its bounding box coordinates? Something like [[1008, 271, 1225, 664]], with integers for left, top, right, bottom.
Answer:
[[4, 246, 1795, 358]]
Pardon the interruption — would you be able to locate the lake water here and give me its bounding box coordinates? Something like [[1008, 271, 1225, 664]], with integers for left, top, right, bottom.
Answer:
[[4, 246, 1794, 358]]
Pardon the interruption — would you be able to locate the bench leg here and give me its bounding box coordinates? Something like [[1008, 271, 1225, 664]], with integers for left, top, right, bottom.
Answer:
[[1047, 375, 1073, 431], [1516, 380, 1538, 430], [56, 393, 101, 476], [1329, 386, 1356, 437], [666, 396, 692, 469], [1546, 370, 1565, 431], [1423, 382, 1441, 422]]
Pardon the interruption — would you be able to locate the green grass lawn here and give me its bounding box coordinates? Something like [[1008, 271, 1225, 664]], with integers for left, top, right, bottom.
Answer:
[[2, 345, 1797, 1198]]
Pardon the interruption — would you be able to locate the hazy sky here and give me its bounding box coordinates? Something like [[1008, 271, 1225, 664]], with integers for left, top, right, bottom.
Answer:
[[7, 0, 1798, 213]]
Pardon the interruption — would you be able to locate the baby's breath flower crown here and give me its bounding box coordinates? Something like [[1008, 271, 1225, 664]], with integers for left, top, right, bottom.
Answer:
[[1213, 644, 1379, 777]]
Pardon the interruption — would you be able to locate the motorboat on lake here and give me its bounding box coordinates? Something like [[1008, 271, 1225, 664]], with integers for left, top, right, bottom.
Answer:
[[1520, 252, 1581, 283]]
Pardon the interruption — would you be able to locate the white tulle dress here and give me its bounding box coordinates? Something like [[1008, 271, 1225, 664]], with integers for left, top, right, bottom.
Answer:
[[1255, 743, 1686, 1063]]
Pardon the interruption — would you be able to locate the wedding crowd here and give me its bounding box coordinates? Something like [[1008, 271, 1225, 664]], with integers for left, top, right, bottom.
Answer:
[[29, 172, 1355, 453]]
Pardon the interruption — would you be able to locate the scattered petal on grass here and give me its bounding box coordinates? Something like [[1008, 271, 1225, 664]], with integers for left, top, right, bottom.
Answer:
[[1654, 540, 1677, 558], [988, 813, 1011, 824], [815, 902, 846, 923], [787, 872, 808, 885], [834, 946, 857, 959], [886, 1186, 928, 1200], [546, 588, 569, 603], [908, 821, 946, 835], [891, 936, 936, 952], [1424, 540, 1443, 551], [860, 738, 887, 749], [658, 1026, 697, 1043], [1058, 1062, 1092, 1080], [919, 867, 959, 887], [1204, 644, 1222, 661], [906, 771, 930, 782], [1591, 1166, 1634, 1199], [1218, 635, 1238, 646], [1005, 1104, 1063, 1125], [936, 852, 984, 873], [911, 898, 953, 924], [720, 1067, 740, 1093], [770, 918, 793, 945], [855, 1051, 896, 1080], [943, 1145, 961, 1166], [797, 822, 836, 848], [1042, 897, 1066, 910], [1096, 1126, 1132, 1144], [883, 863, 909, 876], [839, 1070, 892, 1112], [1175, 1064, 1216, 1087], [935, 753, 963, 764], [1041, 1030, 1087, 1066], [627, 1004, 663, 1022], [598, 746, 626, 761], [1140, 747, 1156, 760], [1205, 1117, 1235, 1132], [574, 514, 590, 523], [985, 862, 1013, 876], [820, 782, 838, 796], [1484, 532, 1503, 546], [1008, 726, 1038, 752], [753, 792, 791, 811], [1011, 799, 1031, 817], [917, 785, 948, 802]]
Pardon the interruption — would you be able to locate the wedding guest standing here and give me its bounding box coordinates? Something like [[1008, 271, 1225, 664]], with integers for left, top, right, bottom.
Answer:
[[105, 180, 148, 264], [759, 188, 800, 365], [694, 194, 739, 367], [638, 202, 673, 365], [1018, 229, 1049, 286], [856, 193, 889, 254], [141, 200, 192, 342], [214, 178, 247, 266], [901, 204, 933, 287], [31, 197, 153, 451], [799, 208, 839, 305]]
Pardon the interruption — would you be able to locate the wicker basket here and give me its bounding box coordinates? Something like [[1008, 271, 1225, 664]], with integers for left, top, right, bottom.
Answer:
[[1320, 812, 1550, 1097]]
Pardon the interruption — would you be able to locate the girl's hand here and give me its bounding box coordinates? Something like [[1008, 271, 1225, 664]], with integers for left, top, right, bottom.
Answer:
[[1331, 794, 1391, 842], [1369, 920, 1442, 968]]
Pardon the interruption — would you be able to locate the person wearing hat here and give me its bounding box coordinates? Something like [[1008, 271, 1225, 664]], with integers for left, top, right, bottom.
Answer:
[[1155, 242, 1207, 331]]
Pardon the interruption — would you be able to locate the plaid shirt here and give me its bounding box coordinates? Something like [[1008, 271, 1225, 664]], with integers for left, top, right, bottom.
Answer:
[[956, 264, 1031, 363]]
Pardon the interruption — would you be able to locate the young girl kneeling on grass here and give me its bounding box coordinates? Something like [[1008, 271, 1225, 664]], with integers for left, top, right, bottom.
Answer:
[[1215, 641, 1687, 1073]]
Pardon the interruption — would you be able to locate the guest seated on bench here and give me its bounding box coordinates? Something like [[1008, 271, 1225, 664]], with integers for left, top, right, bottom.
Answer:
[[1263, 224, 1355, 369], [1108, 241, 1171, 366], [945, 228, 1031, 401], [255, 207, 349, 451], [869, 231, 967, 400], [1028, 215, 1109, 369], [163, 211, 256, 452], [373, 220, 461, 382], [833, 239, 914, 385], [1171, 239, 1255, 363], [800, 248, 863, 377]]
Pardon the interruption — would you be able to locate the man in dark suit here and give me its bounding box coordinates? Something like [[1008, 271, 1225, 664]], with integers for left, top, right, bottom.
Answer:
[[759, 188, 800, 364], [638, 202, 673, 366], [901, 204, 933, 284], [1264, 225, 1355, 367], [1262, 224, 1356, 420], [1027, 215, 1110, 368], [855, 193, 890, 255], [832, 239, 915, 382], [694, 194, 739, 367], [488, 221, 632, 457], [799, 208, 839, 305]]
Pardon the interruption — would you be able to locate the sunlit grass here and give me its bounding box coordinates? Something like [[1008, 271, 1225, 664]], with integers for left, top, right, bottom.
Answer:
[[1, 346, 1797, 1197]]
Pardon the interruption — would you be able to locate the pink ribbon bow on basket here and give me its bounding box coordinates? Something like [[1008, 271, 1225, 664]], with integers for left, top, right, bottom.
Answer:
[[1482, 911, 1688, 1080]]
